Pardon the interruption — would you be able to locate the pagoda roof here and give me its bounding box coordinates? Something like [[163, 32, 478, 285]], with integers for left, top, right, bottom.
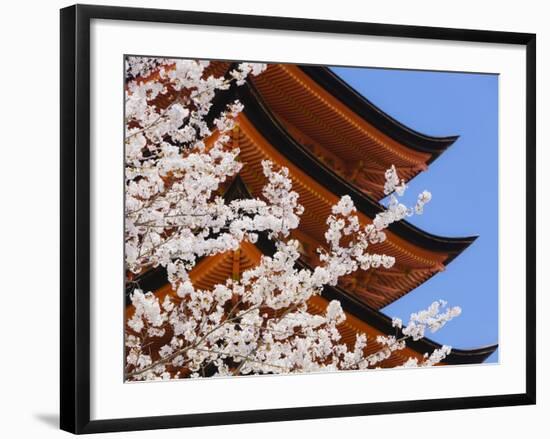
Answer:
[[249, 64, 459, 200], [208, 85, 476, 309], [200, 61, 457, 154], [235, 83, 475, 257], [208, 82, 475, 254], [299, 66, 458, 155], [128, 234, 497, 367]]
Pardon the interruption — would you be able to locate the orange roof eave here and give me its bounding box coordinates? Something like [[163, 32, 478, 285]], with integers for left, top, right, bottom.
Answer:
[[235, 113, 449, 267]]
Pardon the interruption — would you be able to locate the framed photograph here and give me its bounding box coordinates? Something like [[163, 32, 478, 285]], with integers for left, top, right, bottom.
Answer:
[[60, 4, 536, 434]]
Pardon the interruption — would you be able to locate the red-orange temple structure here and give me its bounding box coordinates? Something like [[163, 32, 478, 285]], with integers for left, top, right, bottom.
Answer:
[[127, 61, 498, 368]]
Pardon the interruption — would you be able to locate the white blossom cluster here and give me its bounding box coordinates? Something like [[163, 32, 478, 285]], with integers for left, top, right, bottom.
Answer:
[[376, 165, 433, 231], [125, 57, 278, 273], [392, 299, 462, 341], [398, 345, 453, 368], [124, 57, 460, 381]]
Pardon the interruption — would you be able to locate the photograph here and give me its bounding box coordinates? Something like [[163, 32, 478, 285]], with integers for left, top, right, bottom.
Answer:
[[123, 56, 499, 382], [0, 0, 542, 436]]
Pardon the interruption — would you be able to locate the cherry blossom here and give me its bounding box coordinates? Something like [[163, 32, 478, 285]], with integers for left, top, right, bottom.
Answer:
[[124, 57, 461, 381]]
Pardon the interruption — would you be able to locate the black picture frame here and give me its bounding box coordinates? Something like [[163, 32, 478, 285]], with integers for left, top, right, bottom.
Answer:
[[60, 4, 536, 434]]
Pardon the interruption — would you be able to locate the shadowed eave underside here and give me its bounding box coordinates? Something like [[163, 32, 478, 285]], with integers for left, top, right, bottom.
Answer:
[[299, 65, 460, 159]]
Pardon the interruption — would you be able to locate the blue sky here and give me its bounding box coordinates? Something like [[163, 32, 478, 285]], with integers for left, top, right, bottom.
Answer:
[[331, 66, 499, 363]]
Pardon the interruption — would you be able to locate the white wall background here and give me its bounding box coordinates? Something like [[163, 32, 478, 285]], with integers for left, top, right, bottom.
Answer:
[[0, 0, 546, 437]]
